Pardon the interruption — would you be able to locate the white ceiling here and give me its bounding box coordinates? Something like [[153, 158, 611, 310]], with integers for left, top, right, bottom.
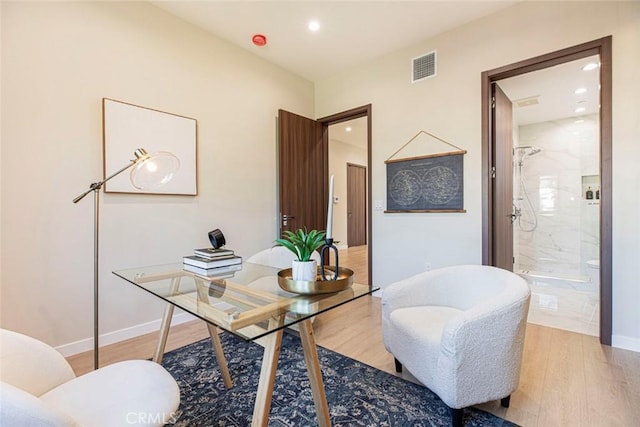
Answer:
[[498, 55, 600, 126], [151, 1, 599, 130], [151, 1, 519, 82], [329, 117, 368, 149]]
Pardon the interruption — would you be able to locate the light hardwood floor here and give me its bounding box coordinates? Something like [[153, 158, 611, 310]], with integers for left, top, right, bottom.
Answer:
[[67, 248, 639, 426], [338, 245, 368, 286]]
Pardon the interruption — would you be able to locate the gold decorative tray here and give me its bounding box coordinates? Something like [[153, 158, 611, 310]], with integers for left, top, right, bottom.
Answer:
[[277, 267, 354, 295]]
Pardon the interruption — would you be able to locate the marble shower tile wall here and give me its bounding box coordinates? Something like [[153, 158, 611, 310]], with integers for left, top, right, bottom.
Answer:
[[578, 116, 600, 272], [514, 115, 599, 278]]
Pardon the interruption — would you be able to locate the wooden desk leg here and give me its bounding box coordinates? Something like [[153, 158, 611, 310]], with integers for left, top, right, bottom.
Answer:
[[193, 277, 234, 389], [252, 316, 284, 427], [299, 319, 331, 427], [153, 303, 175, 364], [152, 277, 180, 364], [206, 323, 233, 389]]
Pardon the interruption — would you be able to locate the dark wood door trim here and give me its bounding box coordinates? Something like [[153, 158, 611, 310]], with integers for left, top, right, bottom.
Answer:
[[318, 105, 373, 288], [481, 36, 612, 345]]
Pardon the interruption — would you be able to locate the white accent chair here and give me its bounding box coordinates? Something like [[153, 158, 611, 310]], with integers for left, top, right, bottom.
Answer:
[[246, 245, 321, 269], [0, 329, 180, 426], [382, 265, 531, 427]]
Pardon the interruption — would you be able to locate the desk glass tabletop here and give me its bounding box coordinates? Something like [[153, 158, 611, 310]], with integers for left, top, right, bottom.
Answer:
[[113, 262, 377, 341]]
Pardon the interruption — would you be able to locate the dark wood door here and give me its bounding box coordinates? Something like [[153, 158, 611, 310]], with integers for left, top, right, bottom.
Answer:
[[278, 109, 327, 235], [492, 84, 514, 271], [347, 163, 367, 246]]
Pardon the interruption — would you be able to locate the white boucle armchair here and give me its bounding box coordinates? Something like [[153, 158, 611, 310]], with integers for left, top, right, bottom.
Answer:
[[382, 265, 531, 427], [0, 328, 180, 426]]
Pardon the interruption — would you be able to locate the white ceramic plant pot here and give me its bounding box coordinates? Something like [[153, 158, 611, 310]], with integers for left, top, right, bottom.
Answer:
[[292, 260, 318, 281]]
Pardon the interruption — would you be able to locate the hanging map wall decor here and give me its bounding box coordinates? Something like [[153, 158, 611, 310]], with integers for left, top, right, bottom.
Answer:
[[385, 131, 466, 213]]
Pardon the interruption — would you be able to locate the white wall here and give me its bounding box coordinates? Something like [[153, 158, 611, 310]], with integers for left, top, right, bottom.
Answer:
[[0, 2, 3, 301], [0, 2, 314, 349], [315, 1, 640, 349]]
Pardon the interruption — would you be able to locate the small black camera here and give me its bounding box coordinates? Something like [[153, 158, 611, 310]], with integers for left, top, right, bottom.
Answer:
[[208, 228, 226, 249]]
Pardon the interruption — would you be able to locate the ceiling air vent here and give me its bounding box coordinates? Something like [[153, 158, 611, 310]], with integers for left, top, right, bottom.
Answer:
[[412, 51, 437, 83], [514, 96, 540, 108]]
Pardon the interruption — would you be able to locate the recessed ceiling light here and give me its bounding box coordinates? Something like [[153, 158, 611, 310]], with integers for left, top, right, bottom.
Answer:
[[582, 62, 599, 71], [345, 126, 352, 132], [308, 21, 320, 32], [575, 119, 585, 124], [574, 87, 587, 95], [575, 107, 586, 113]]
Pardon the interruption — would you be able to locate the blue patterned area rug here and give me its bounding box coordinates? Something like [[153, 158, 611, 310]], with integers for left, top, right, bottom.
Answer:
[[161, 333, 517, 426]]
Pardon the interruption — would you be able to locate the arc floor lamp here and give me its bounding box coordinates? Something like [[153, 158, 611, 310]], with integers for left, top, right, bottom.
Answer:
[[73, 148, 179, 369]]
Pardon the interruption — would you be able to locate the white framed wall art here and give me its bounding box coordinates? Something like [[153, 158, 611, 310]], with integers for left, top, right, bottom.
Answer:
[[102, 98, 197, 195]]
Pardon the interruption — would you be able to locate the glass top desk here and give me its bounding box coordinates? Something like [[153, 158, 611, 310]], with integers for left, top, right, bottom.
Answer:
[[113, 262, 378, 427]]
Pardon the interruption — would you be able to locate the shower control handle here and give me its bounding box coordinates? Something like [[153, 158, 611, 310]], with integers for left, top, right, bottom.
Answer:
[[510, 205, 521, 224]]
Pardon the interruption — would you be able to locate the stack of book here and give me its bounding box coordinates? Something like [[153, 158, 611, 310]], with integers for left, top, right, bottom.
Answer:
[[183, 247, 242, 277]]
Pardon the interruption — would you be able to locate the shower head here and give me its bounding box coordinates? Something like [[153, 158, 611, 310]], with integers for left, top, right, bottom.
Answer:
[[527, 147, 542, 157], [515, 145, 542, 156], [515, 146, 542, 166]]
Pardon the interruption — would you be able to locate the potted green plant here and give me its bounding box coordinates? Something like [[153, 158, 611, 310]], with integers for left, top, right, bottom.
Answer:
[[275, 228, 326, 281]]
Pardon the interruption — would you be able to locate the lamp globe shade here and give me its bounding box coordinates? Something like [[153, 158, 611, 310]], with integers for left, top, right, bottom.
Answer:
[[130, 151, 180, 190]]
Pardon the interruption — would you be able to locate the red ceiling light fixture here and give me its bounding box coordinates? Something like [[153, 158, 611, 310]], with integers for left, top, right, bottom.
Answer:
[[252, 34, 267, 47]]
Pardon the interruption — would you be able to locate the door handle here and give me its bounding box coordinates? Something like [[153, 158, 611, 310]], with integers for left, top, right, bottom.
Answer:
[[282, 214, 295, 226]]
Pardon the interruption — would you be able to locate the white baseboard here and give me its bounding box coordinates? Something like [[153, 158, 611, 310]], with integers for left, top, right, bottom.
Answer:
[[55, 312, 196, 357], [612, 334, 640, 353]]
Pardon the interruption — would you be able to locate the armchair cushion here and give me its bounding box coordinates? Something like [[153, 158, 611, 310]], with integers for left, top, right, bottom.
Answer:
[[0, 329, 76, 396], [388, 306, 461, 383], [1, 382, 78, 426], [41, 360, 180, 427], [1, 329, 180, 427]]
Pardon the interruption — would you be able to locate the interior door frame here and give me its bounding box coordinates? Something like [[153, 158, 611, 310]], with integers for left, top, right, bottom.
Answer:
[[481, 36, 612, 345], [318, 105, 373, 288]]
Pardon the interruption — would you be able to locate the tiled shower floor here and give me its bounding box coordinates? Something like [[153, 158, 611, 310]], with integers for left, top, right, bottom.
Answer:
[[520, 273, 599, 337]]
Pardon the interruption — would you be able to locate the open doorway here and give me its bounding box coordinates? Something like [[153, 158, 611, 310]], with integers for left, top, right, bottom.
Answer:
[[481, 37, 612, 344], [319, 106, 372, 286], [278, 106, 372, 287], [496, 55, 601, 337], [327, 118, 368, 285]]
